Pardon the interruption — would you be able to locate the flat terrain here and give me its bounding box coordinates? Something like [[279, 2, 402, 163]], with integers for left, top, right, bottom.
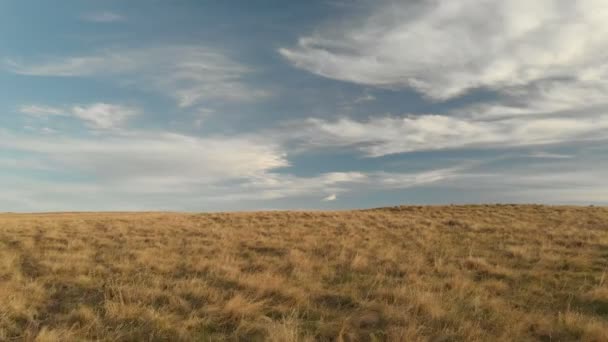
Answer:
[[1, 205, 608, 341]]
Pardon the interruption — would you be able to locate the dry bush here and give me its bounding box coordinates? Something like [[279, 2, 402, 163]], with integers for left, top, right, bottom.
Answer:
[[0, 205, 607, 341]]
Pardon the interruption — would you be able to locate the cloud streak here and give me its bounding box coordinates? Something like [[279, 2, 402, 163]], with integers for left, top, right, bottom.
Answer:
[[6, 46, 269, 108], [301, 112, 608, 157], [0, 127, 463, 211], [279, 1, 608, 157], [322, 194, 337, 201], [0, 130, 288, 183], [281, 0, 608, 100], [20, 103, 141, 129]]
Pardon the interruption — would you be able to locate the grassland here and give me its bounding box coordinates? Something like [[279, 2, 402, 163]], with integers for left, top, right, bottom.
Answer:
[[1, 205, 608, 341]]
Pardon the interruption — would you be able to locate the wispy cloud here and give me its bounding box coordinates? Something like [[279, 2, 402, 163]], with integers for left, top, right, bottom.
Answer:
[[82, 11, 124, 23], [0, 129, 288, 188], [300, 112, 608, 157], [71, 103, 140, 129], [229, 167, 462, 202], [5, 46, 269, 108], [322, 194, 337, 201], [277, 0, 608, 159], [280, 0, 608, 100], [19, 105, 65, 116], [0, 125, 464, 210], [20, 103, 140, 129], [527, 151, 573, 159]]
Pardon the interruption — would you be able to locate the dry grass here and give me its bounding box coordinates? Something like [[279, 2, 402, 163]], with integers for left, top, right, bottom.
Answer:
[[1, 205, 608, 341]]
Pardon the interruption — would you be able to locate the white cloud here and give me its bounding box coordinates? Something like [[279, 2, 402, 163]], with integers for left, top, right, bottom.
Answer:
[[0, 129, 288, 196], [82, 11, 124, 23], [227, 167, 459, 202], [5, 55, 135, 77], [5, 46, 269, 108], [527, 151, 573, 159], [0, 166, 457, 212], [322, 194, 337, 201], [232, 171, 367, 201], [19, 105, 65, 116], [301, 112, 608, 157], [71, 103, 140, 129], [278, 0, 608, 157], [4, 142, 606, 211], [375, 168, 461, 187], [20, 103, 140, 129], [466, 80, 608, 120], [280, 0, 608, 100], [0, 126, 463, 210], [289, 56, 608, 157]]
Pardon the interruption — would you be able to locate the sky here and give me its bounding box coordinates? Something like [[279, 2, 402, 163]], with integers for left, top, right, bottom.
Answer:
[[1, 0, 607, 212]]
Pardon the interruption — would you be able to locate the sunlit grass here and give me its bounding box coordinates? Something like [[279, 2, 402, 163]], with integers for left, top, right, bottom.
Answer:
[[1, 205, 607, 341]]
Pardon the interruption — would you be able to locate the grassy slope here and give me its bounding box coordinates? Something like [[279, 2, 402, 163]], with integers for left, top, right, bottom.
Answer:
[[1, 205, 608, 341]]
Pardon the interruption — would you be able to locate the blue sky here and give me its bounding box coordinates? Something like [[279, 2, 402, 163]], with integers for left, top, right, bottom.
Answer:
[[1, 0, 607, 211]]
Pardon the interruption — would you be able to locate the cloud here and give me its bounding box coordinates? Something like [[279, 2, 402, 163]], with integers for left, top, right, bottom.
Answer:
[[0, 166, 456, 212], [20, 103, 140, 129], [227, 167, 461, 202], [0, 129, 288, 190], [19, 105, 65, 116], [5, 46, 269, 108], [322, 194, 337, 201], [299, 111, 608, 157], [82, 11, 124, 23], [71, 103, 140, 129], [374, 168, 462, 187], [5, 55, 135, 77], [0, 125, 463, 210], [237, 171, 367, 201], [290, 66, 608, 157], [280, 0, 608, 100], [527, 151, 573, 159], [3, 140, 606, 211], [278, 0, 608, 158]]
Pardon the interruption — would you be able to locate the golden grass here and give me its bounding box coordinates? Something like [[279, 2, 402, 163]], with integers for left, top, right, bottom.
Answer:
[[1, 205, 608, 341]]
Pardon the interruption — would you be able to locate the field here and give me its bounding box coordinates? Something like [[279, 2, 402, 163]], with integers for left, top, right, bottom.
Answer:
[[1, 205, 608, 341]]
